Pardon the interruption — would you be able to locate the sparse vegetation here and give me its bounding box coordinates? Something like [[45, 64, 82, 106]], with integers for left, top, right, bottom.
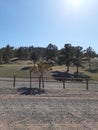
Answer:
[[0, 43, 98, 81], [0, 60, 98, 81]]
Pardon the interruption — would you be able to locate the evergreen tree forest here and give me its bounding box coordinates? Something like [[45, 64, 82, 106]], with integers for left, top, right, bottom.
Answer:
[[0, 43, 98, 74]]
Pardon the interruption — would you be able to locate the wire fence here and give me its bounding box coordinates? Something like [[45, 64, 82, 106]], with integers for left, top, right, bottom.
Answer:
[[0, 76, 98, 91]]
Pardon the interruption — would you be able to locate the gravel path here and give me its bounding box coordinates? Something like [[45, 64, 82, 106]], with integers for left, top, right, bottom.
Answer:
[[0, 95, 98, 130], [0, 77, 98, 130]]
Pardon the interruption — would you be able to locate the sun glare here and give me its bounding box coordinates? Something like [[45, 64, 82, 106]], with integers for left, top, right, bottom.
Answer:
[[68, 0, 83, 8], [57, 0, 86, 19]]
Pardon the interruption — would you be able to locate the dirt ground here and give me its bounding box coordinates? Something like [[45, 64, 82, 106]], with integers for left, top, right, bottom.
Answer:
[[0, 78, 98, 130], [0, 90, 98, 130]]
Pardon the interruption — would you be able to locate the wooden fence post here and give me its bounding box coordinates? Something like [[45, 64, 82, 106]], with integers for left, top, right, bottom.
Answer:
[[63, 78, 65, 89], [13, 75, 16, 87], [30, 71, 32, 89], [86, 78, 89, 90]]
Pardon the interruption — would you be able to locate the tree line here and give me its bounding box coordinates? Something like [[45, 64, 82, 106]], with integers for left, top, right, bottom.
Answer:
[[0, 43, 97, 73]]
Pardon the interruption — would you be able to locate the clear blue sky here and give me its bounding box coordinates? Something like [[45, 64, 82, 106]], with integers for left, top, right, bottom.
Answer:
[[0, 0, 98, 52]]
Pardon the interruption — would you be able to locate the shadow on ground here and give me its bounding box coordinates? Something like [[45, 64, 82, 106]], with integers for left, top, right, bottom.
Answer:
[[21, 66, 31, 71], [52, 71, 90, 81], [52, 71, 73, 80], [17, 87, 45, 95], [86, 68, 98, 73]]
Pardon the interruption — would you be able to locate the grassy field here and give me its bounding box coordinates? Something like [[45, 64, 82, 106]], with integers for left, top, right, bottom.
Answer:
[[0, 60, 98, 81]]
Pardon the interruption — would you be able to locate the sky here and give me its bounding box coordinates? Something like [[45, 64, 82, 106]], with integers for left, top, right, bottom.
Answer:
[[0, 0, 98, 52]]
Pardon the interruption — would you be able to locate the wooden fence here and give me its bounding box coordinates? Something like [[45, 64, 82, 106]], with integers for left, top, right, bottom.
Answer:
[[12, 76, 90, 90], [0, 76, 97, 91]]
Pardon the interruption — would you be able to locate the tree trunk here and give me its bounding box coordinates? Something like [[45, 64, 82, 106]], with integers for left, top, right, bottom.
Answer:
[[42, 75, 44, 88], [88, 60, 91, 69], [76, 66, 79, 74], [39, 76, 41, 89], [66, 66, 69, 72]]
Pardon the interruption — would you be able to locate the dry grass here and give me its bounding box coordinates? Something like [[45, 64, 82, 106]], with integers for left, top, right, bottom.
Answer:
[[0, 61, 98, 81]]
